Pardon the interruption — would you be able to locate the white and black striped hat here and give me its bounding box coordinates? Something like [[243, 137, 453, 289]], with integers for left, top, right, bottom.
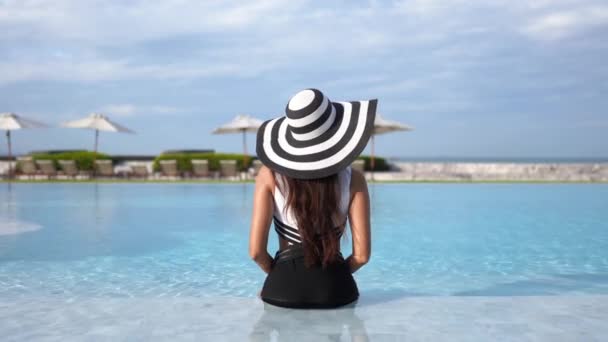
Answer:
[[256, 88, 377, 179]]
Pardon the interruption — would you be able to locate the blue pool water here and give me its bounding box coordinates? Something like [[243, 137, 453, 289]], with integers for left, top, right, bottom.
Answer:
[[1, 183, 607, 299]]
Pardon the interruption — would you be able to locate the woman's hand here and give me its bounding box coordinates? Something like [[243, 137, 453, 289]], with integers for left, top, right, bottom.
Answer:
[[346, 254, 370, 274], [251, 252, 274, 274]]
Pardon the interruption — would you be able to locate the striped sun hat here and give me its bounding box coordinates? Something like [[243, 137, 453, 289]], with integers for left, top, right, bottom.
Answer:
[[256, 88, 377, 179]]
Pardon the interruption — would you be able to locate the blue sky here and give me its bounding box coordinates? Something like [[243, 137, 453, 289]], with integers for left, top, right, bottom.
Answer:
[[1, 0, 607, 158]]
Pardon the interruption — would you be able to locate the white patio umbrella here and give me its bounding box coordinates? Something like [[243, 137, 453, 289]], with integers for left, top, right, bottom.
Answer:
[[212, 114, 263, 165], [370, 114, 413, 171], [61, 113, 135, 173], [0, 113, 48, 178]]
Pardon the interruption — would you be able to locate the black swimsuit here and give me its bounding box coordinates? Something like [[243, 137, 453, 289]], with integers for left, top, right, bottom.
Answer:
[[260, 218, 359, 309]]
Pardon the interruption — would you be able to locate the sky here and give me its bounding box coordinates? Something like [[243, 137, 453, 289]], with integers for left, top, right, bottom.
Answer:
[[1, 0, 607, 158]]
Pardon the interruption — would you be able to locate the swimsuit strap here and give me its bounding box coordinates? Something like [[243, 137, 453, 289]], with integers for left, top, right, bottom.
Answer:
[[272, 167, 351, 245], [273, 216, 344, 246]]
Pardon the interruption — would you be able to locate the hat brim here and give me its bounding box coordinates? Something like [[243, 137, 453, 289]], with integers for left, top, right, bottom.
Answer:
[[256, 99, 377, 180]]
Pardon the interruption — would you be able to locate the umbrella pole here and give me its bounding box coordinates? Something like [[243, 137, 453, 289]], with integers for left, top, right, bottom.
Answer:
[[6, 130, 12, 180], [370, 134, 375, 181], [92, 129, 99, 178]]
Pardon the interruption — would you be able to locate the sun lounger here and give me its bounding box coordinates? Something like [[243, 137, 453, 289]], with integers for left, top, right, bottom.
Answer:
[[130, 164, 149, 179], [351, 159, 365, 173], [159, 160, 179, 178], [219, 160, 238, 179], [36, 160, 57, 179], [58, 160, 79, 178], [191, 159, 210, 178], [17, 157, 37, 179], [95, 160, 114, 177]]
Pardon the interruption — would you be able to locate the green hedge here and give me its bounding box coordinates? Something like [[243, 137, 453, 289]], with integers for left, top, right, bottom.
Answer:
[[152, 153, 388, 173], [357, 155, 390, 171], [27, 151, 111, 171], [17, 152, 387, 173], [153, 153, 254, 172]]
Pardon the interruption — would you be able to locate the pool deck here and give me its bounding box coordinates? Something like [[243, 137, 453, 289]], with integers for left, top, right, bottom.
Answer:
[[2, 161, 608, 183], [2, 295, 607, 341]]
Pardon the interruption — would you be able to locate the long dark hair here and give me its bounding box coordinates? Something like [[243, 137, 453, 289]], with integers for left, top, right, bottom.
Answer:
[[276, 171, 343, 268]]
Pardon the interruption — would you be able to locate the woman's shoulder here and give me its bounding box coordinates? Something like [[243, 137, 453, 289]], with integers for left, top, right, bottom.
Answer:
[[256, 165, 276, 189], [349, 167, 367, 192]]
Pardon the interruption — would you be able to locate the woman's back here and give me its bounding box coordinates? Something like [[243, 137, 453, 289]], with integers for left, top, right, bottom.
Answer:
[[250, 165, 370, 308], [249, 88, 375, 308], [272, 166, 351, 248]]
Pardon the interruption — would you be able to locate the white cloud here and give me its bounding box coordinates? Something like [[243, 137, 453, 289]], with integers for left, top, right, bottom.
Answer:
[[100, 104, 137, 117], [0, 0, 607, 86], [0, 58, 272, 84], [98, 104, 182, 117], [0, 0, 302, 42], [522, 5, 608, 40], [0, 59, 128, 84]]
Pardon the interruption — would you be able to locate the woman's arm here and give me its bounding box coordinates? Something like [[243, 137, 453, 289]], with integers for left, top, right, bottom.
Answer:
[[346, 169, 371, 273], [249, 166, 275, 274]]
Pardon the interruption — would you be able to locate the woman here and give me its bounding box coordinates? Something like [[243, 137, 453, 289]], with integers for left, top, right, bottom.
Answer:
[[249, 88, 377, 309]]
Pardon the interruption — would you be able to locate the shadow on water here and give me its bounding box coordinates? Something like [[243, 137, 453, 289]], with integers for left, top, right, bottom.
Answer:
[[357, 288, 429, 306], [0, 183, 255, 263], [3, 182, 12, 210], [241, 182, 252, 215], [0, 183, 185, 262], [452, 273, 608, 296], [555, 273, 608, 283], [249, 302, 369, 342], [0, 222, 185, 263]]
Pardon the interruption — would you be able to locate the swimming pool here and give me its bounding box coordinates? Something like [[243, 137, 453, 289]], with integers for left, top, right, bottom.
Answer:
[[1, 183, 607, 340]]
